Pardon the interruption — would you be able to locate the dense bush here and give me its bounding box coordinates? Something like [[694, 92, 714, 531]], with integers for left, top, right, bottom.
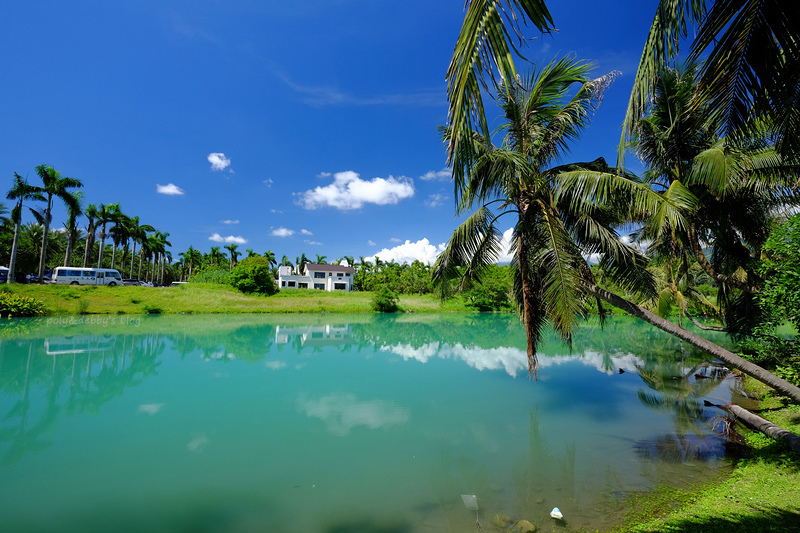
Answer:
[[372, 286, 399, 312], [462, 264, 513, 311], [189, 266, 230, 284], [228, 257, 278, 295], [0, 292, 47, 317]]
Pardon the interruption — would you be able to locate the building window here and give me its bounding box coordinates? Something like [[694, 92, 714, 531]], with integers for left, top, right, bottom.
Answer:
[[328, 272, 332, 277], [314, 272, 325, 279], [281, 281, 286, 287], [298, 283, 308, 289], [334, 283, 346, 290], [337, 273, 343, 277], [346, 273, 350, 277], [288, 281, 296, 288], [314, 283, 325, 290]]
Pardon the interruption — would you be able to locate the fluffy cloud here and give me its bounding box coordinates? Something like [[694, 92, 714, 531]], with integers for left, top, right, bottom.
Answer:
[[208, 152, 232, 172], [367, 238, 446, 265], [209, 233, 247, 244], [297, 171, 414, 210], [367, 240, 376, 246], [271, 227, 295, 237], [300, 229, 313, 235], [221, 219, 239, 225], [156, 183, 184, 195], [419, 168, 451, 181]]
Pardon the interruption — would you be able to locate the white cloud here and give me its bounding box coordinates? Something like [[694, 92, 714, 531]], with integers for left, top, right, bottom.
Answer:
[[390, 237, 401, 243], [419, 168, 451, 181], [497, 228, 515, 264], [271, 227, 295, 237], [263, 178, 273, 187], [209, 233, 248, 244], [157, 183, 185, 195], [221, 219, 239, 225], [317, 172, 331, 178], [271, 209, 283, 214], [301, 229, 313, 235], [305, 240, 322, 245], [208, 152, 232, 172], [367, 240, 376, 246], [297, 171, 414, 210], [367, 238, 446, 265], [424, 193, 447, 208]]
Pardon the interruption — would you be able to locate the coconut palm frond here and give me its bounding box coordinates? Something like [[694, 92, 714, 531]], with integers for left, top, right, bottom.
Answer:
[[432, 206, 502, 298], [447, 0, 553, 167]]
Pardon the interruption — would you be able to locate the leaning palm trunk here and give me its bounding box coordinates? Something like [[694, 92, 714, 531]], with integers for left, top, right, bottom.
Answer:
[[585, 283, 800, 403]]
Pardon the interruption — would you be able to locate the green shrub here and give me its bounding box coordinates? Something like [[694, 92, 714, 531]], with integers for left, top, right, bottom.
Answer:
[[0, 293, 47, 317], [372, 286, 400, 312], [228, 257, 279, 295], [143, 304, 163, 314], [190, 267, 230, 284]]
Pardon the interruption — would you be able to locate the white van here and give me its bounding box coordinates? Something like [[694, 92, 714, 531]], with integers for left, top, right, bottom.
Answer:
[[53, 267, 122, 286]]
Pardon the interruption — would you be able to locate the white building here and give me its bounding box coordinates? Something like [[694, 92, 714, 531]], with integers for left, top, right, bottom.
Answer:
[[277, 263, 356, 292]]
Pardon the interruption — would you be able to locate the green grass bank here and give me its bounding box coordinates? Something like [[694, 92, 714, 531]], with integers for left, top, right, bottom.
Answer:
[[1, 283, 470, 315]]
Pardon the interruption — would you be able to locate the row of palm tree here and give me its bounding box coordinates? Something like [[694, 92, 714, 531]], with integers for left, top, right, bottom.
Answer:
[[441, 1, 800, 400], [6, 165, 172, 284]]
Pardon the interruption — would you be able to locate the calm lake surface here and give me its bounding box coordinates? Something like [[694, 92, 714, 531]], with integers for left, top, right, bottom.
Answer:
[[0, 313, 739, 532]]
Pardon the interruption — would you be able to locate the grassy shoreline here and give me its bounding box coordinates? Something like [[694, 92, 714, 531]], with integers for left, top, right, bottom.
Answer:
[[3, 283, 798, 531], [2, 283, 471, 315]]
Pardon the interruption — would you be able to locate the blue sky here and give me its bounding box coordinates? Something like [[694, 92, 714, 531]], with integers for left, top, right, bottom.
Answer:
[[1, 1, 656, 266]]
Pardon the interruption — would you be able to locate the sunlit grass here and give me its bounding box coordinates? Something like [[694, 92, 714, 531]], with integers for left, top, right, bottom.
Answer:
[[4, 283, 470, 315]]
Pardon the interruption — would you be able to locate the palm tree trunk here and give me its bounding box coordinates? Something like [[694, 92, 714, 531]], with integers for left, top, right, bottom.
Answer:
[[706, 401, 800, 454], [130, 241, 137, 278], [63, 237, 73, 267], [7, 222, 20, 284], [585, 283, 800, 403], [111, 244, 117, 270], [38, 200, 52, 282]]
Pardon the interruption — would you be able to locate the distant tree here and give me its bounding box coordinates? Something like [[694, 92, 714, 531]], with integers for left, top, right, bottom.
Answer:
[[6, 173, 45, 282], [62, 191, 83, 267], [35, 165, 82, 281], [225, 244, 240, 270]]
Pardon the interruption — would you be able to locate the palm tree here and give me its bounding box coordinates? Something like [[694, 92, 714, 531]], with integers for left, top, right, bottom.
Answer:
[[314, 254, 327, 265], [6, 173, 45, 283], [62, 191, 83, 267], [179, 246, 202, 280], [296, 252, 310, 274], [434, 58, 646, 374], [108, 207, 130, 270], [264, 250, 277, 268], [224, 244, 239, 270], [127, 216, 154, 279], [35, 165, 82, 282], [95, 203, 118, 268], [623, 0, 800, 163], [447, 0, 554, 164], [629, 63, 800, 334], [82, 204, 98, 268]]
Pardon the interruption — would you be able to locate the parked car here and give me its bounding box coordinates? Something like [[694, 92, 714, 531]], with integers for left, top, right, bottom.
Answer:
[[122, 279, 141, 286]]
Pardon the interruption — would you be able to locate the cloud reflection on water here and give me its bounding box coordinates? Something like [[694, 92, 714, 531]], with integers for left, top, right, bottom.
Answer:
[[380, 343, 643, 377], [298, 393, 410, 436]]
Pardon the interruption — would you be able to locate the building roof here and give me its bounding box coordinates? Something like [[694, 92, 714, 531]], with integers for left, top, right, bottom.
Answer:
[[304, 263, 355, 273]]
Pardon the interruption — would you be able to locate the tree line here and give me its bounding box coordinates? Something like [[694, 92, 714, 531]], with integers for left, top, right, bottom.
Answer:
[[3, 165, 171, 284]]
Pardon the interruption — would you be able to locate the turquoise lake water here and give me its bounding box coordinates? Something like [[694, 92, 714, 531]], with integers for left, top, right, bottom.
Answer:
[[0, 313, 738, 532]]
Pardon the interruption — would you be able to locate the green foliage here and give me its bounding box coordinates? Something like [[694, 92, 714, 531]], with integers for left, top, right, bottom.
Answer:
[[0, 292, 47, 317], [372, 286, 399, 313], [737, 214, 800, 382], [462, 264, 513, 311], [355, 260, 433, 294], [190, 266, 230, 284], [143, 304, 163, 314], [228, 257, 278, 295]]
